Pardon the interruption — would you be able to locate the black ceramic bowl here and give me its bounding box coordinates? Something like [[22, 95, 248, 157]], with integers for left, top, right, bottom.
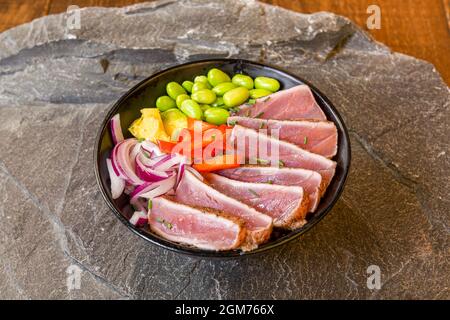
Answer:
[[94, 59, 351, 258]]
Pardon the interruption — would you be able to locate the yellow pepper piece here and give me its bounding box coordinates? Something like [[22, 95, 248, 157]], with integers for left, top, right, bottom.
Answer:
[[128, 118, 142, 138], [128, 108, 170, 142], [161, 108, 188, 139]]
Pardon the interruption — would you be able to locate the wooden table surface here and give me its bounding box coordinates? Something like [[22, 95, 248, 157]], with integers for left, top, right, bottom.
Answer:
[[1, 0, 449, 84]]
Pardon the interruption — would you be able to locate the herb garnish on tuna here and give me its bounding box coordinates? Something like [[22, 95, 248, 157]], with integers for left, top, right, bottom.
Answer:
[[248, 189, 259, 197], [255, 158, 269, 165], [254, 112, 265, 119], [157, 217, 173, 229]]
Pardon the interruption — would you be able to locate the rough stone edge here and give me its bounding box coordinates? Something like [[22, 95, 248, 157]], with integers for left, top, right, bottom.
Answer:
[[0, 0, 446, 91]]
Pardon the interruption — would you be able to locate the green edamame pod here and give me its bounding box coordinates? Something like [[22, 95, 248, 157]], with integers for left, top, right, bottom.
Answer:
[[212, 82, 237, 96], [200, 104, 211, 112], [207, 68, 231, 87], [194, 75, 212, 89], [232, 74, 254, 90], [254, 76, 280, 92], [176, 94, 190, 108], [191, 82, 209, 93], [223, 87, 249, 108], [249, 88, 272, 99], [156, 95, 176, 112], [191, 89, 217, 105], [182, 80, 194, 93], [194, 75, 208, 83], [204, 107, 230, 125], [180, 99, 203, 120], [211, 97, 224, 108], [166, 82, 187, 100]]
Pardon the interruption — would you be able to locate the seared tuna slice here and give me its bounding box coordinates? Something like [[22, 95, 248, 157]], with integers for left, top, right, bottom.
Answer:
[[228, 116, 338, 158], [150, 197, 246, 251], [218, 166, 323, 212], [204, 173, 309, 229], [231, 125, 336, 188], [175, 170, 273, 250], [235, 85, 326, 120]]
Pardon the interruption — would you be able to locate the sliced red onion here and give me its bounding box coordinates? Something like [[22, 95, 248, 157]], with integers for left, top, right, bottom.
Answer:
[[137, 153, 170, 168], [130, 182, 153, 199], [110, 114, 124, 145], [154, 154, 186, 172], [130, 142, 142, 168], [175, 159, 185, 190], [129, 211, 148, 227], [106, 158, 125, 199], [141, 140, 163, 157], [136, 175, 176, 200], [152, 153, 174, 169], [110, 142, 124, 178], [186, 166, 204, 181], [111, 140, 127, 176], [135, 155, 169, 182], [113, 139, 144, 185]]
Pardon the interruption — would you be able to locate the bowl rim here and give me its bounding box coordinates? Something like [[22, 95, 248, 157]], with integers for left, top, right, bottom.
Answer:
[[94, 58, 351, 258]]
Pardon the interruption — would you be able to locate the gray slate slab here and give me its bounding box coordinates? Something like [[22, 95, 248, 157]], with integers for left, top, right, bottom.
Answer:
[[0, 0, 448, 299]]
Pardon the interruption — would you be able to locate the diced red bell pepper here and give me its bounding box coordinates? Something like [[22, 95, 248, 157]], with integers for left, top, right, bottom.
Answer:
[[157, 140, 176, 154], [217, 124, 232, 134], [192, 154, 241, 172], [187, 118, 218, 132], [157, 139, 193, 159]]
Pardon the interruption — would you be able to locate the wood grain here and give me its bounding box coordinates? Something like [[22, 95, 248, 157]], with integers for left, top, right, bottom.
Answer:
[[0, 0, 449, 84], [266, 0, 450, 84], [444, 0, 450, 31], [0, 0, 50, 32]]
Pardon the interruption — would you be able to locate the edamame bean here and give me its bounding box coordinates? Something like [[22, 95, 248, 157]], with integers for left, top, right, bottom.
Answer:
[[156, 95, 176, 112], [254, 76, 280, 92], [194, 75, 208, 83], [232, 74, 254, 90], [200, 104, 211, 112], [194, 75, 212, 89], [204, 107, 230, 125], [223, 87, 249, 108], [191, 82, 209, 93], [249, 88, 272, 99], [161, 108, 188, 138], [212, 82, 237, 96], [166, 82, 187, 100], [182, 80, 194, 93], [211, 97, 224, 108], [191, 89, 217, 104], [207, 68, 231, 87], [180, 99, 203, 120], [176, 94, 190, 108]]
